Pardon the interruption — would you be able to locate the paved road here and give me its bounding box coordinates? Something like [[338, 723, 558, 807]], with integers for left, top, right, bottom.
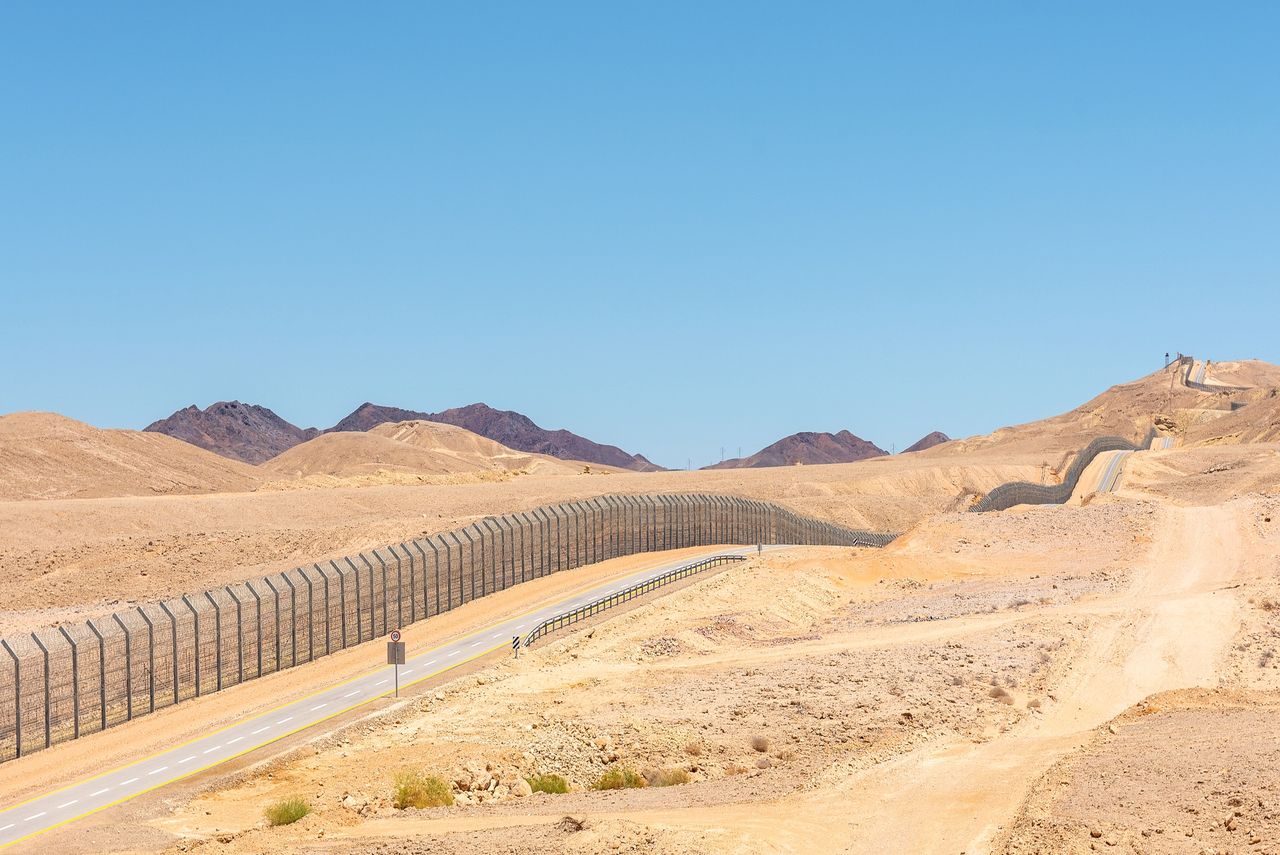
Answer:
[[1096, 449, 1133, 493], [0, 545, 771, 848]]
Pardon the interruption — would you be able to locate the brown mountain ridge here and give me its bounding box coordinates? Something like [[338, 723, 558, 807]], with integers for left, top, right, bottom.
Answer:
[[705, 430, 887, 469], [146, 401, 661, 471]]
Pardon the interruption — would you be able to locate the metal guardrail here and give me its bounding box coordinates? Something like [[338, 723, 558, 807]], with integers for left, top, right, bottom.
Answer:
[[522, 554, 746, 648]]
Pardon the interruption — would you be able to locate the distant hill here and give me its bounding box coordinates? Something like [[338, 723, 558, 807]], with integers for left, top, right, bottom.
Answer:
[[330, 402, 662, 472], [144, 401, 319, 464], [263, 419, 591, 484], [705, 430, 887, 469], [903, 431, 950, 454], [148, 400, 661, 471], [1, 412, 262, 500]]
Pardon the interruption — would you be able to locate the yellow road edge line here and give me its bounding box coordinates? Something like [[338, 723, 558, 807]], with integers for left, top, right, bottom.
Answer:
[[0, 547, 739, 838]]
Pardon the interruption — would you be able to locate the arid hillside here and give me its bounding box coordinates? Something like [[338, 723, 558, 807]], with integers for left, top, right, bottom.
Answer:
[[262, 420, 592, 485], [930, 359, 1280, 460], [0, 412, 263, 501]]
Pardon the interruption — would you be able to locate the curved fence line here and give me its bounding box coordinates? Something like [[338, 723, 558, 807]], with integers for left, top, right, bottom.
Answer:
[[969, 435, 1145, 513], [0, 493, 897, 763], [522, 554, 746, 648]]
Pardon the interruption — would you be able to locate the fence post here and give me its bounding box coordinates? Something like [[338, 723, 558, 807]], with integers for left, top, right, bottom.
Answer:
[[136, 607, 155, 712], [368, 553, 387, 636], [86, 620, 105, 733], [457, 529, 475, 602], [418, 540, 438, 618], [182, 595, 201, 696], [313, 565, 331, 657], [297, 572, 314, 663], [204, 591, 224, 690], [409, 545, 430, 616], [263, 577, 283, 669], [246, 582, 264, 677], [446, 532, 461, 607], [1, 640, 19, 758], [345, 557, 363, 644], [280, 575, 297, 669], [226, 587, 245, 683], [111, 613, 133, 720], [532, 508, 549, 576], [382, 548, 401, 628], [30, 634, 50, 749], [329, 560, 348, 649], [58, 626, 80, 739], [517, 514, 529, 583], [481, 519, 499, 592], [359, 554, 380, 637]]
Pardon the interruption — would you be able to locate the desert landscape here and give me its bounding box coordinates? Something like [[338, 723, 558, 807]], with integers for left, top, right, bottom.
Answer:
[[1, 357, 1279, 854]]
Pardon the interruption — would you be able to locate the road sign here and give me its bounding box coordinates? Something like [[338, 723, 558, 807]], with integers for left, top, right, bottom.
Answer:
[[387, 640, 406, 697], [390, 629, 401, 643], [387, 641, 405, 665], [512, 635, 521, 658]]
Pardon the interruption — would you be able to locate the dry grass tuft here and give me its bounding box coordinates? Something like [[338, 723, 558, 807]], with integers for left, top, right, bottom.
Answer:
[[593, 767, 646, 790], [750, 735, 770, 753], [264, 797, 310, 826], [393, 770, 454, 809], [645, 767, 691, 787], [526, 773, 569, 794], [988, 686, 1014, 705]]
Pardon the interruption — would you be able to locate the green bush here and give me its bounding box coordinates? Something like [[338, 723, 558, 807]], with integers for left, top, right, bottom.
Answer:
[[393, 770, 455, 809], [526, 773, 570, 794], [593, 766, 647, 790], [264, 796, 310, 826]]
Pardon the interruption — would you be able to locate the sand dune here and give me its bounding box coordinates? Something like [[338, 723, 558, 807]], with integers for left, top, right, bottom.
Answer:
[[0, 412, 262, 501]]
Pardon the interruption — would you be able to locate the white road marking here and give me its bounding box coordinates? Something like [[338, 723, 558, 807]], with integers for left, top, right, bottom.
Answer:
[[0, 824, 12, 831], [178, 756, 196, 764], [201, 746, 220, 755], [55, 800, 76, 809], [343, 690, 360, 698], [446, 650, 459, 658], [309, 703, 327, 712], [251, 727, 268, 735], [375, 679, 389, 686], [146, 766, 168, 776], [276, 716, 293, 724], [227, 736, 244, 745], [120, 778, 139, 786], [89, 788, 109, 797], [23, 813, 45, 822]]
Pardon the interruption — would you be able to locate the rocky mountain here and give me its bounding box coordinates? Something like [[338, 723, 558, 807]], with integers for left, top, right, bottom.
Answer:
[[148, 400, 661, 471], [903, 431, 951, 453], [334, 402, 662, 472], [705, 430, 887, 469], [143, 401, 320, 465]]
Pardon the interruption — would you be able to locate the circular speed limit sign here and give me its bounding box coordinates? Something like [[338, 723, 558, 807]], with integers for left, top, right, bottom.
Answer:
[[390, 630, 401, 642]]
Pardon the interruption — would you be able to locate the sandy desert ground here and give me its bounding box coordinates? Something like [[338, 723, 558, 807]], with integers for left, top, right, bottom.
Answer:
[[2, 360, 1279, 854], [4, 438, 1272, 855]]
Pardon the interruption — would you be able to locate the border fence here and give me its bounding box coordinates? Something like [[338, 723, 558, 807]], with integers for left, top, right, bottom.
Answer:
[[0, 492, 896, 763], [969, 426, 1160, 513]]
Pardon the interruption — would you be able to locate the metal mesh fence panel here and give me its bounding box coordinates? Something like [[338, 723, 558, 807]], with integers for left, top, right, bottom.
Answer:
[[0, 492, 894, 762]]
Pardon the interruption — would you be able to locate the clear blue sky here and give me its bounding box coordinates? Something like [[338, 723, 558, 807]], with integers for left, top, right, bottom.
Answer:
[[2, 2, 1277, 468]]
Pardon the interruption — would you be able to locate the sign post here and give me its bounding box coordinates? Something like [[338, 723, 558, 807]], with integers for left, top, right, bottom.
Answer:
[[387, 630, 405, 697], [512, 635, 521, 659]]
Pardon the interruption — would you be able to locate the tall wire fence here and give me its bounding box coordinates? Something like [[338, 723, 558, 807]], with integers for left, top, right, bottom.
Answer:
[[969, 427, 1159, 513], [0, 492, 896, 763]]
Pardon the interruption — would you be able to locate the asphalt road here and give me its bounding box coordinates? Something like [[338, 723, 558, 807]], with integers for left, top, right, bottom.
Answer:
[[0, 544, 770, 848]]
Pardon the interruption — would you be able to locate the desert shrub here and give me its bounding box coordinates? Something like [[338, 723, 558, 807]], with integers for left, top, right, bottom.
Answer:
[[394, 770, 454, 809], [724, 763, 749, 776], [526, 773, 569, 794], [264, 797, 310, 826], [750, 735, 770, 753], [644, 767, 691, 787], [593, 767, 646, 790], [988, 686, 1014, 705], [684, 741, 703, 757]]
